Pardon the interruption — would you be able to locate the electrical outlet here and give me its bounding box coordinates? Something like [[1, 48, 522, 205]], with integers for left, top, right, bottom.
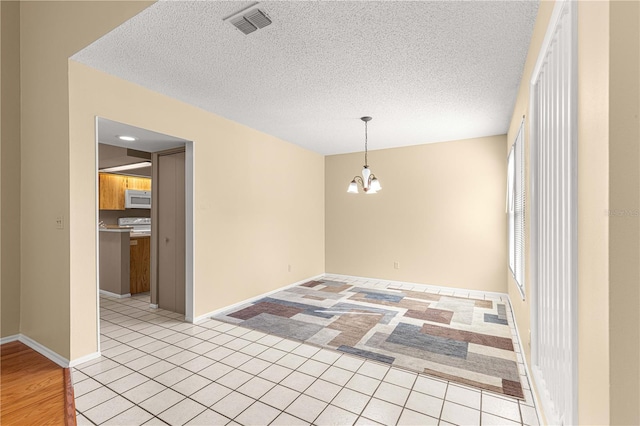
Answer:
[[288, 264, 292, 272], [55, 215, 64, 230], [394, 261, 400, 269]]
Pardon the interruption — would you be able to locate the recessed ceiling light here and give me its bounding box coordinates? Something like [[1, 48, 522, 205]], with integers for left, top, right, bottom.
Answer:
[[118, 135, 138, 142]]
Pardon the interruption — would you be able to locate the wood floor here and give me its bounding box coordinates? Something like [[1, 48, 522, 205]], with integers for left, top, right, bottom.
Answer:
[[0, 341, 76, 425]]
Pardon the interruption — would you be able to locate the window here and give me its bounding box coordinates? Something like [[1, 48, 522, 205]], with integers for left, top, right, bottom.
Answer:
[[508, 122, 525, 299]]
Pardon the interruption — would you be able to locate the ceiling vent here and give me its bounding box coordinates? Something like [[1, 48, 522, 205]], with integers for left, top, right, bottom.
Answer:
[[225, 4, 272, 35]]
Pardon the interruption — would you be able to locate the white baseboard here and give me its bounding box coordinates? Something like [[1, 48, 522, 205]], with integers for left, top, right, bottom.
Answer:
[[2, 333, 100, 369], [150, 303, 159, 309], [100, 289, 131, 299], [69, 351, 101, 368], [19, 334, 70, 368], [0, 334, 20, 345], [192, 274, 324, 324], [325, 273, 510, 299]]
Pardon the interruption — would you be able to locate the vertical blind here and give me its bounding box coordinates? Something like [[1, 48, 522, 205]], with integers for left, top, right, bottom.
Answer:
[[529, 0, 578, 424], [507, 122, 525, 299]]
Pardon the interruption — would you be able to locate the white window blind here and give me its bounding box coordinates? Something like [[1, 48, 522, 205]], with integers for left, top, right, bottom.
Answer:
[[508, 121, 525, 299], [529, 1, 578, 424]]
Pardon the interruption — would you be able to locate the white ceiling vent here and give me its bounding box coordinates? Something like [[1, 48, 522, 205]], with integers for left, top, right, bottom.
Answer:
[[226, 4, 272, 35]]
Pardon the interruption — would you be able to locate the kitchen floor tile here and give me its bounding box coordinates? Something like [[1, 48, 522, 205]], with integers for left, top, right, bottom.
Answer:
[[320, 365, 354, 386], [190, 382, 232, 407], [220, 351, 252, 369], [285, 394, 328, 423], [482, 393, 521, 422], [315, 405, 359, 426], [236, 357, 271, 375], [311, 348, 341, 365], [235, 401, 280, 425], [404, 390, 443, 418], [122, 380, 167, 404], [357, 361, 389, 380], [397, 408, 439, 426], [445, 384, 482, 410], [259, 384, 300, 410], [237, 376, 276, 399], [155, 366, 193, 387], [361, 398, 403, 425], [345, 373, 381, 396], [333, 355, 364, 372], [304, 379, 341, 403], [172, 374, 212, 396], [276, 352, 307, 370], [210, 391, 254, 419], [297, 359, 330, 377], [373, 382, 410, 406], [270, 412, 309, 426], [184, 408, 231, 425], [157, 398, 207, 426], [181, 356, 214, 373], [279, 370, 316, 393], [216, 368, 253, 389], [83, 395, 134, 425], [258, 364, 293, 383], [139, 388, 185, 415], [108, 372, 150, 394], [73, 378, 103, 398], [440, 401, 481, 425], [482, 412, 522, 425], [331, 388, 371, 415], [102, 406, 154, 426], [412, 375, 448, 399], [74, 386, 118, 412], [198, 362, 234, 381], [139, 360, 175, 378], [382, 368, 417, 389]]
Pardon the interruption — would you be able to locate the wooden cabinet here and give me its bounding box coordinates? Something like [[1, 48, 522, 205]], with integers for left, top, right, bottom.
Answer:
[[127, 176, 152, 191], [99, 173, 151, 210], [130, 235, 150, 294]]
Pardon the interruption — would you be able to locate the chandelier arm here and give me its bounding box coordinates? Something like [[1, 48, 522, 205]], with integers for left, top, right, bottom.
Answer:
[[353, 176, 364, 187]]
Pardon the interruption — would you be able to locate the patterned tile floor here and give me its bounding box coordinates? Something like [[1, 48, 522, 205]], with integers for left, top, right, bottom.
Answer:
[[74, 275, 541, 425]]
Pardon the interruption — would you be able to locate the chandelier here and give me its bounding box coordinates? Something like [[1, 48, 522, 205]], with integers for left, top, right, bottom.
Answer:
[[347, 116, 382, 194]]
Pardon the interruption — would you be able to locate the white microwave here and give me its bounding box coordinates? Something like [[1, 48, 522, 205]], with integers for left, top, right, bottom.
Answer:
[[125, 189, 151, 209]]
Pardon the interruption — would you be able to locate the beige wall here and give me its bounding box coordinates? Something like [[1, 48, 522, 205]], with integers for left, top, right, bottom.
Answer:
[[1, 1, 21, 338], [609, 1, 640, 424], [326, 135, 507, 293], [506, 1, 640, 424], [19, 0, 155, 359], [69, 61, 325, 358]]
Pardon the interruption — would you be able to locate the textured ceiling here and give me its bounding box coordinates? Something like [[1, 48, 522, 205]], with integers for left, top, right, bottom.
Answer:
[[73, 1, 539, 155]]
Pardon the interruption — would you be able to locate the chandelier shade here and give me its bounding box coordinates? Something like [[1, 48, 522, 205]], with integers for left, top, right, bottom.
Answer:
[[347, 117, 381, 194]]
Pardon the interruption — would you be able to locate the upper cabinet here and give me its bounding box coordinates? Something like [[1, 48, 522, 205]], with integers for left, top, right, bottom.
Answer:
[[99, 173, 151, 210]]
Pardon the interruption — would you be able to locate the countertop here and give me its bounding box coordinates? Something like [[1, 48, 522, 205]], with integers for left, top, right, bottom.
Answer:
[[99, 227, 131, 233]]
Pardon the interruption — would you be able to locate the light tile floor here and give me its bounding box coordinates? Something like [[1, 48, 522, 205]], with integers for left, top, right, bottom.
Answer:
[[74, 275, 541, 425]]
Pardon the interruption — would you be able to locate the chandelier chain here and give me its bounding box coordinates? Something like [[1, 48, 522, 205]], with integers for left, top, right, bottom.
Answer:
[[364, 120, 368, 167]]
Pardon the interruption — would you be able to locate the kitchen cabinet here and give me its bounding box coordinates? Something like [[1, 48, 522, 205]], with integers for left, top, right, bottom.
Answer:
[[99, 173, 151, 210], [130, 235, 150, 294]]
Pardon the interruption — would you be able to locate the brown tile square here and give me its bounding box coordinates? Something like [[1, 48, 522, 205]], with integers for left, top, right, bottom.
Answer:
[[405, 308, 453, 324], [228, 302, 304, 321]]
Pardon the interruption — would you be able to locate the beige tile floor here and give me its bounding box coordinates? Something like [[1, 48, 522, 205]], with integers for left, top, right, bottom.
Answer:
[[74, 275, 541, 425]]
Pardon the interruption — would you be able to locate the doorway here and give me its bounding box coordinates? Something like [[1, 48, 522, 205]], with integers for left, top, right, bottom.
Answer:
[[95, 118, 195, 340]]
